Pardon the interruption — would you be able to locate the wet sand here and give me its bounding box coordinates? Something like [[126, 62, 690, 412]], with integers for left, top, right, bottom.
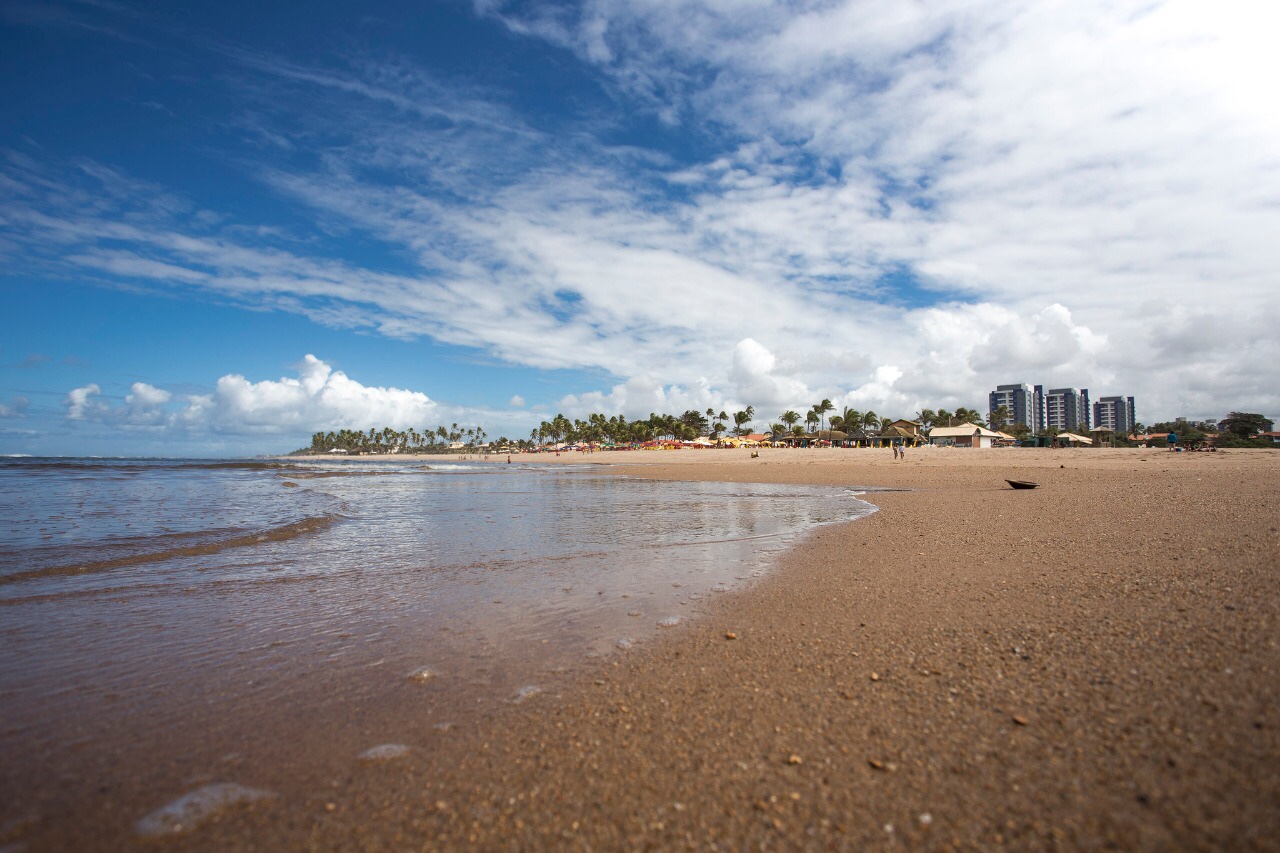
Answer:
[[13, 446, 1280, 849]]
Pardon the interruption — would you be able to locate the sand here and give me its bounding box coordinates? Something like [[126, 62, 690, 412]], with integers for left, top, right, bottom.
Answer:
[[18, 446, 1280, 850]]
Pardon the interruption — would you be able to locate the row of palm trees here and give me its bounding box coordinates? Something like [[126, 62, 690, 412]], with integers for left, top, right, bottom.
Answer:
[[914, 407, 991, 430], [529, 409, 758, 446], [303, 400, 997, 454], [307, 424, 488, 454], [525, 400, 994, 447]]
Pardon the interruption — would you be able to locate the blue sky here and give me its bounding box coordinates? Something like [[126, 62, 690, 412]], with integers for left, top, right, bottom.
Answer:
[[2, 0, 1278, 455]]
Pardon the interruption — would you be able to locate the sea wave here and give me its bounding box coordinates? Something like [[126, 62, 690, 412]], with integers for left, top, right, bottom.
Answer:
[[283, 469, 408, 479], [0, 514, 341, 585], [0, 459, 299, 475]]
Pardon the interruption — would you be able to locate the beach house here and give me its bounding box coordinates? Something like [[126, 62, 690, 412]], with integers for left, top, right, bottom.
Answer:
[[873, 420, 925, 448], [927, 423, 1004, 448]]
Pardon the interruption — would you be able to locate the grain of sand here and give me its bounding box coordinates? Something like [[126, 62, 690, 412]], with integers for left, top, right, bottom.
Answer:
[[120, 448, 1280, 849]]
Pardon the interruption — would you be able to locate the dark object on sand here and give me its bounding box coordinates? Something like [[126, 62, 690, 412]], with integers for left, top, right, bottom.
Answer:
[[1006, 479, 1039, 490]]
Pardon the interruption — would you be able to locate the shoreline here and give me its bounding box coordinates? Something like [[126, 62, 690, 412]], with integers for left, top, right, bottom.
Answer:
[[13, 448, 1280, 849]]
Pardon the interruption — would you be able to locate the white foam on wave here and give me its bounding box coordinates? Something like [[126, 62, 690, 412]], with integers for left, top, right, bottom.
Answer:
[[359, 743, 412, 762], [407, 666, 437, 682], [511, 685, 542, 703], [134, 782, 277, 837]]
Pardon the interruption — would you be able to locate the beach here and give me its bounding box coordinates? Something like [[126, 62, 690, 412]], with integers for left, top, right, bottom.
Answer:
[[8, 447, 1280, 850]]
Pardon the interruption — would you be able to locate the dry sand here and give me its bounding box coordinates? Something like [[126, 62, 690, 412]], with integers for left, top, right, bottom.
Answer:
[[44, 447, 1280, 849]]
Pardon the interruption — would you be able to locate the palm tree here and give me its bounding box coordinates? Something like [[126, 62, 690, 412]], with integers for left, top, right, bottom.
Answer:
[[781, 410, 801, 434], [815, 398, 834, 434], [732, 406, 755, 437], [861, 410, 880, 433]]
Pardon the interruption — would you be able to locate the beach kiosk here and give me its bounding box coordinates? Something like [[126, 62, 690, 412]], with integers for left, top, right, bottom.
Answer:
[[927, 423, 1003, 448]]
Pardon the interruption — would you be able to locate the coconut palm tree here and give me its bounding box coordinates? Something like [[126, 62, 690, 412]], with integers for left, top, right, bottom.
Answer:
[[814, 398, 834, 434], [840, 407, 861, 433]]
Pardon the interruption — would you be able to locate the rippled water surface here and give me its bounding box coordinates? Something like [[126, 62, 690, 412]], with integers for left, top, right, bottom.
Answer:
[[0, 455, 876, 842]]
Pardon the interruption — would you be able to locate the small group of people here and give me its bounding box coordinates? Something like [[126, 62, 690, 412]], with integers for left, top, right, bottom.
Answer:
[[892, 443, 907, 460]]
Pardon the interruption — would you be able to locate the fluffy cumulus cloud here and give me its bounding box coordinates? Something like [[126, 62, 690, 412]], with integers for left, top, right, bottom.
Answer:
[[62, 356, 439, 437], [65, 384, 105, 421], [555, 374, 718, 422], [202, 355, 436, 433], [728, 339, 811, 410], [122, 382, 173, 427]]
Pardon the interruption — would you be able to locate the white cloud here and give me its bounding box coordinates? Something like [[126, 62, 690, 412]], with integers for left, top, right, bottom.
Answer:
[[9, 0, 1280, 429], [556, 374, 717, 422], [204, 355, 437, 433], [728, 338, 810, 410], [120, 382, 172, 426], [65, 384, 103, 420], [60, 356, 442, 437], [126, 382, 171, 407]]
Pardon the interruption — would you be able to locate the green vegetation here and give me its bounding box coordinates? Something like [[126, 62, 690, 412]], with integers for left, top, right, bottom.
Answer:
[[915, 407, 989, 429], [304, 424, 490, 455], [1219, 412, 1273, 439], [298, 406, 1275, 455]]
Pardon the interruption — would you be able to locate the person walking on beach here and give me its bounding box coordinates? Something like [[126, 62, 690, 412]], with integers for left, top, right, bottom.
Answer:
[[892, 444, 899, 460], [1168, 432, 1178, 451], [900, 443, 907, 461]]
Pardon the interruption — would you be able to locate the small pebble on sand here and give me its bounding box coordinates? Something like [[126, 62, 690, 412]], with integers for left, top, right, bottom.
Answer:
[[658, 616, 682, 627], [725, 632, 738, 640]]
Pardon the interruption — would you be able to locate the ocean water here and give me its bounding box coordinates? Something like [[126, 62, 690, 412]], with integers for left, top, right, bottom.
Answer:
[[0, 456, 876, 838]]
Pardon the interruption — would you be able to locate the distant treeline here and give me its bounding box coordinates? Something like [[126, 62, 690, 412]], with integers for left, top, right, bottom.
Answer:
[[299, 401, 986, 453], [299, 410, 1274, 454]]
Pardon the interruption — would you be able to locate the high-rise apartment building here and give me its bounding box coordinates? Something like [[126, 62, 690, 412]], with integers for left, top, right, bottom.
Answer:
[[988, 383, 1040, 432], [1043, 387, 1090, 432], [1093, 396, 1136, 434]]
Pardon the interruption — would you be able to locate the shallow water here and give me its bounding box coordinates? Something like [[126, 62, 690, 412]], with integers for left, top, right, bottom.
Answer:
[[0, 456, 876, 842]]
